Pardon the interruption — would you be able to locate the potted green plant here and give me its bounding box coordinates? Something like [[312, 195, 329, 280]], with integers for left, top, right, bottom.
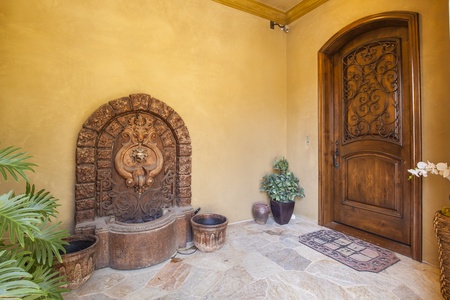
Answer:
[[260, 157, 305, 225], [0, 145, 70, 299]]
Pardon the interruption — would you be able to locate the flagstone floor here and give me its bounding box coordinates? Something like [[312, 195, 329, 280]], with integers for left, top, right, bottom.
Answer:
[[63, 216, 441, 300]]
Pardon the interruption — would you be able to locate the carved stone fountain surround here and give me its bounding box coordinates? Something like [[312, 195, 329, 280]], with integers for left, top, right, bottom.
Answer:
[[74, 93, 193, 270]]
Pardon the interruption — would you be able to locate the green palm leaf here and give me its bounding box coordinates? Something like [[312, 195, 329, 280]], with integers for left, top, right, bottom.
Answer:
[[25, 183, 61, 220], [1, 245, 68, 299], [24, 221, 69, 266], [0, 251, 45, 299], [0, 146, 70, 299], [0, 191, 41, 246], [0, 246, 34, 273], [28, 265, 68, 300], [0, 146, 36, 182]]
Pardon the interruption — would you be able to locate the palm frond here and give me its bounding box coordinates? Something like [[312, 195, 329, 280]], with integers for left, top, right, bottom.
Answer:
[[0, 242, 68, 299], [0, 146, 36, 182], [24, 221, 69, 266], [25, 183, 61, 220], [0, 145, 70, 299], [0, 191, 41, 246], [0, 246, 34, 271], [0, 251, 45, 299], [27, 264, 68, 300]]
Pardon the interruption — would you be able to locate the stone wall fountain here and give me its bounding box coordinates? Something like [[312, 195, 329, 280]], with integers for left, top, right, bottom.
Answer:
[[74, 93, 193, 270]]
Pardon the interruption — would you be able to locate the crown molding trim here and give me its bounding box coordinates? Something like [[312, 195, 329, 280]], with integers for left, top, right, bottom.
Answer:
[[286, 0, 329, 24], [212, 0, 285, 24], [211, 0, 328, 25]]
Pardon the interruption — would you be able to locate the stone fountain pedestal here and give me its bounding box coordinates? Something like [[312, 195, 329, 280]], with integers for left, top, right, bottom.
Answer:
[[75, 207, 193, 270]]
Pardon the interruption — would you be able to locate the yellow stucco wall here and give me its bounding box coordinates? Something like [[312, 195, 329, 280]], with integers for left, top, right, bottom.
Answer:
[[1, 0, 448, 266], [286, 0, 450, 265], [0, 0, 286, 229]]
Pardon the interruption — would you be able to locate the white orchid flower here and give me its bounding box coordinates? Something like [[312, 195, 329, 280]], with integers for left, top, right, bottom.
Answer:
[[436, 162, 450, 180], [417, 161, 428, 169], [408, 168, 421, 177], [408, 161, 450, 181]]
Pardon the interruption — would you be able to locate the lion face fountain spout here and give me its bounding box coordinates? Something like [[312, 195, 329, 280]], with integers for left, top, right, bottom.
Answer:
[[74, 93, 193, 269]]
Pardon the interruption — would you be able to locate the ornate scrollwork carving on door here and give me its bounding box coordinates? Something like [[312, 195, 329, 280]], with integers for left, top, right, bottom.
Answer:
[[114, 114, 164, 194], [342, 40, 401, 144]]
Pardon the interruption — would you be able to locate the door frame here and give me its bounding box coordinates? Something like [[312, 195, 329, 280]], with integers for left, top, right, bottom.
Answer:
[[318, 11, 422, 260]]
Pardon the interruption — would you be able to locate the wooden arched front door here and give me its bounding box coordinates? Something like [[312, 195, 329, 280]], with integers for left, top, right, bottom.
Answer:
[[318, 12, 422, 260]]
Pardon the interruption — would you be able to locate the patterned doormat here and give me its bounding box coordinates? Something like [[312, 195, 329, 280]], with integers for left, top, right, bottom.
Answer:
[[299, 229, 400, 273]]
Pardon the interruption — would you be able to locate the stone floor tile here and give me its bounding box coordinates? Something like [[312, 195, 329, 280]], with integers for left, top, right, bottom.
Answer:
[[264, 248, 311, 271], [63, 217, 441, 300], [344, 285, 399, 300], [253, 240, 286, 254], [206, 265, 255, 297], [127, 285, 168, 300], [391, 284, 423, 300], [73, 294, 118, 300], [182, 248, 241, 272], [231, 234, 272, 252], [266, 277, 320, 300], [226, 279, 269, 300], [70, 271, 127, 296], [179, 266, 223, 297], [147, 260, 192, 291], [241, 251, 283, 279], [102, 270, 153, 299], [273, 270, 352, 300]]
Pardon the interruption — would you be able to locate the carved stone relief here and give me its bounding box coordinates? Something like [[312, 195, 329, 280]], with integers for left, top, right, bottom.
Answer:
[[75, 94, 192, 224], [114, 114, 164, 194]]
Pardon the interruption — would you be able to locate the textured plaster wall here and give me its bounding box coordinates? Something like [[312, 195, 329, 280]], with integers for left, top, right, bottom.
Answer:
[[0, 0, 287, 230], [1, 0, 448, 266], [286, 0, 450, 265]]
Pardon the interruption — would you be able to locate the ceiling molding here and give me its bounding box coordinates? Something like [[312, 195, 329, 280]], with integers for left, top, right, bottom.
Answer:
[[211, 0, 328, 25], [212, 0, 285, 24], [286, 0, 329, 24]]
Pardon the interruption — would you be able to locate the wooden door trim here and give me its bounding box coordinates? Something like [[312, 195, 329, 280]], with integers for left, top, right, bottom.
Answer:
[[318, 11, 422, 260]]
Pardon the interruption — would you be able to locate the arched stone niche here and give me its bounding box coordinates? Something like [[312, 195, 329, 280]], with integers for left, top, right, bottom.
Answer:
[[74, 93, 193, 270], [75, 93, 192, 223]]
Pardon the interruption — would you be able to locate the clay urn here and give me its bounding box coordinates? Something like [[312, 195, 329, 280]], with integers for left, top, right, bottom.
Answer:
[[53, 234, 98, 290]]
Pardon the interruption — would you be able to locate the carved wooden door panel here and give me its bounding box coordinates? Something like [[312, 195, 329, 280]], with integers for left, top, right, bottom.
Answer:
[[333, 26, 411, 244], [319, 12, 421, 260]]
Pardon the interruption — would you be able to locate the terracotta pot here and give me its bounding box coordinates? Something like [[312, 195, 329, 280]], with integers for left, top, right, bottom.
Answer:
[[53, 234, 98, 290], [270, 199, 295, 225], [191, 213, 228, 252], [252, 202, 270, 224]]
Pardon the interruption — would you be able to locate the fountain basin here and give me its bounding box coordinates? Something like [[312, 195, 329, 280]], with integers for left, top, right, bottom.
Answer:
[[75, 207, 193, 270]]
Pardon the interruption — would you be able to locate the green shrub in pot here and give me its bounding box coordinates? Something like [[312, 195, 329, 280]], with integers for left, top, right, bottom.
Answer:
[[260, 157, 305, 224], [261, 157, 305, 203]]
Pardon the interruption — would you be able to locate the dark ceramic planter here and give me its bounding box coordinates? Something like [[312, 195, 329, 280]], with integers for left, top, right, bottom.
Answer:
[[270, 199, 295, 225], [252, 202, 270, 224], [53, 234, 98, 290]]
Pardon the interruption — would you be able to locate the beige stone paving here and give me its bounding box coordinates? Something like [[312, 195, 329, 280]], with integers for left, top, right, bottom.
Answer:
[[63, 217, 441, 300]]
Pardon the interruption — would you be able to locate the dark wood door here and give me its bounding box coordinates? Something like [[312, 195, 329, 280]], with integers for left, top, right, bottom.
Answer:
[[333, 26, 411, 244], [318, 12, 422, 260]]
